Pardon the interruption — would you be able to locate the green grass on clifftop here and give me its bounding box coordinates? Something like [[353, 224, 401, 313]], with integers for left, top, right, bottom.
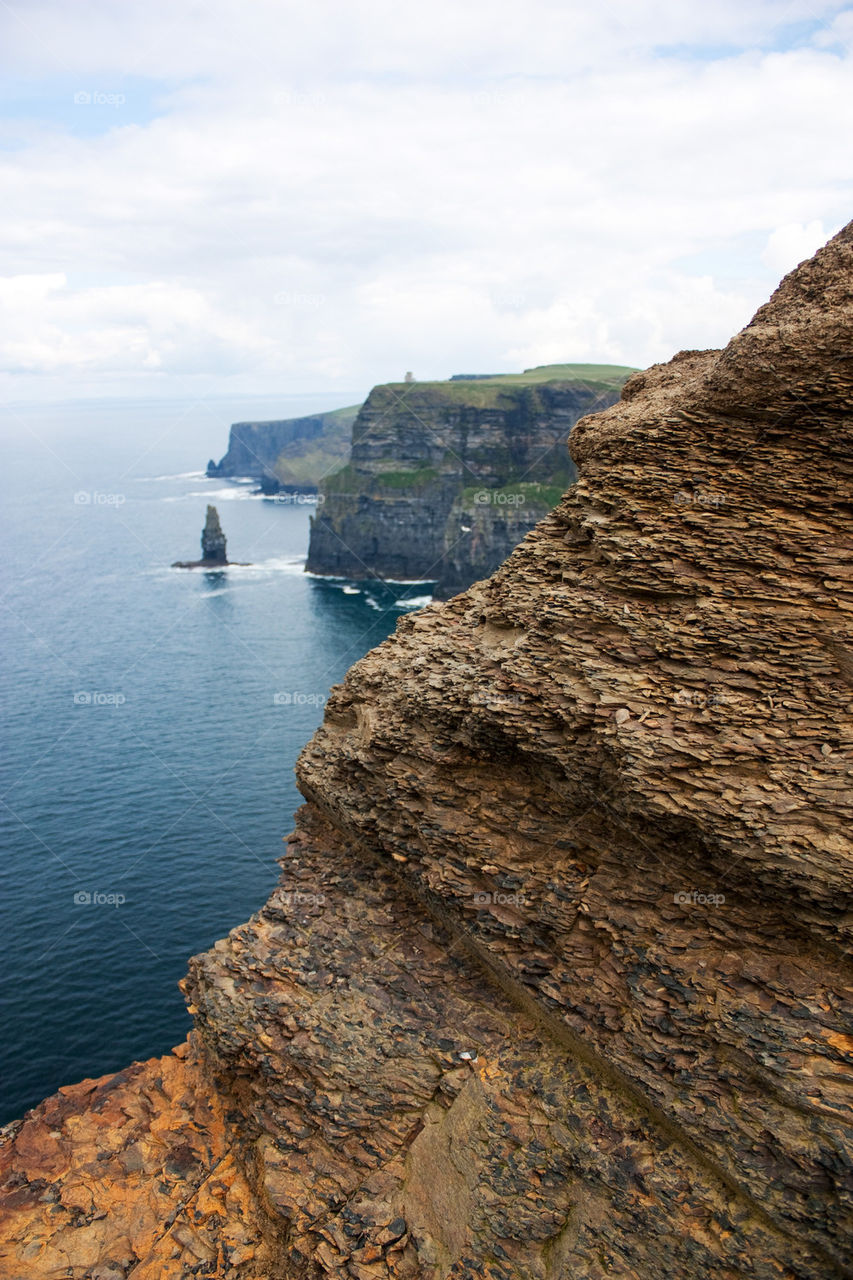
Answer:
[[469, 363, 638, 387], [372, 364, 636, 411]]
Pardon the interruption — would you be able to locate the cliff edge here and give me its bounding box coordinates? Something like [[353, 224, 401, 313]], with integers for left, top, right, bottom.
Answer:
[[305, 367, 631, 598], [2, 229, 852, 1280], [208, 405, 360, 489]]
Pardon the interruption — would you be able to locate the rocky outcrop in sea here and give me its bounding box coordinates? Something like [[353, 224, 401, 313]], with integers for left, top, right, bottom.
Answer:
[[172, 505, 239, 569], [306, 367, 630, 598], [202, 505, 227, 563], [2, 229, 852, 1279]]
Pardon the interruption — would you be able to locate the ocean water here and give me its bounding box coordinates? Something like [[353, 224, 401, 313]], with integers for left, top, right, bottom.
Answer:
[[0, 394, 427, 1124]]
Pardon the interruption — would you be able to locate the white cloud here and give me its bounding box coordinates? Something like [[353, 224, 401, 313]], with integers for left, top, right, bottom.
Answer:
[[0, 273, 273, 373], [761, 220, 829, 275], [0, 1, 851, 400], [2, 0, 846, 80]]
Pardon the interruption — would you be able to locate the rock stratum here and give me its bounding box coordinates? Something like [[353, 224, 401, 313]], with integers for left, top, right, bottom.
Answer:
[[2, 229, 853, 1279], [305, 367, 631, 598]]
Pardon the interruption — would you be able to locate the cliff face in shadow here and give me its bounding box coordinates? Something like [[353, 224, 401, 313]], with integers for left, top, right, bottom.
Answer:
[[208, 404, 359, 488], [2, 232, 852, 1280], [305, 368, 630, 597]]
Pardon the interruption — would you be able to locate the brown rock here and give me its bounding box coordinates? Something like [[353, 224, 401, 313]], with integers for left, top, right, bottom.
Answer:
[[3, 225, 853, 1279]]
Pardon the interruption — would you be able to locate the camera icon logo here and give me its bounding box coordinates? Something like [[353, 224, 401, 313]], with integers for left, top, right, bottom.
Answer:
[[73, 890, 92, 905], [473, 490, 491, 505], [73, 691, 92, 705], [73, 91, 92, 105]]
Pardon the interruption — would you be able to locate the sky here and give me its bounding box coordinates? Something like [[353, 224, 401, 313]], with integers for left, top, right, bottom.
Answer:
[[0, 0, 852, 405]]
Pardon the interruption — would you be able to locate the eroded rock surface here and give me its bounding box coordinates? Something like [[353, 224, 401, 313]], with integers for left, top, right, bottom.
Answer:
[[2, 228, 852, 1279], [0, 1044, 278, 1279]]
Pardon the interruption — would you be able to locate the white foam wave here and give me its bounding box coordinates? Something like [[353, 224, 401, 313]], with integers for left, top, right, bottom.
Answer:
[[223, 556, 306, 576], [305, 571, 437, 587], [160, 486, 265, 503], [151, 555, 306, 579], [134, 470, 208, 482], [394, 594, 432, 609]]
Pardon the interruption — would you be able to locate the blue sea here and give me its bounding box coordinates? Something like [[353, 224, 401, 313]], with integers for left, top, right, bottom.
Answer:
[[0, 393, 431, 1124]]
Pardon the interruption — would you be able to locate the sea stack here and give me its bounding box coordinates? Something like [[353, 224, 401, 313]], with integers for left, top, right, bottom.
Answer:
[[172, 504, 242, 568], [201, 505, 227, 564]]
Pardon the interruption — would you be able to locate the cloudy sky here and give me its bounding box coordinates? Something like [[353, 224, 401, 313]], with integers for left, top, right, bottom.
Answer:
[[1, 0, 852, 404]]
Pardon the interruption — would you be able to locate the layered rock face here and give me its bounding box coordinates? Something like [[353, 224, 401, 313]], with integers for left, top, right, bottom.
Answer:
[[2, 230, 852, 1280], [306, 371, 627, 597], [207, 406, 359, 488]]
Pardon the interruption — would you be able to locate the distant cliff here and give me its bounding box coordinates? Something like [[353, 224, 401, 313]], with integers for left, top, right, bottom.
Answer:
[[306, 365, 632, 596], [207, 404, 359, 489]]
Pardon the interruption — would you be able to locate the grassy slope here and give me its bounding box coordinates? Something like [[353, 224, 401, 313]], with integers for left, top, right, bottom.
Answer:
[[271, 405, 360, 486], [368, 364, 636, 411]]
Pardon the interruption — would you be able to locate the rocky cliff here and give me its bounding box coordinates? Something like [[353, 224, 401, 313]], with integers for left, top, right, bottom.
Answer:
[[208, 404, 359, 489], [2, 230, 853, 1280], [305, 367, 631, 597]]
